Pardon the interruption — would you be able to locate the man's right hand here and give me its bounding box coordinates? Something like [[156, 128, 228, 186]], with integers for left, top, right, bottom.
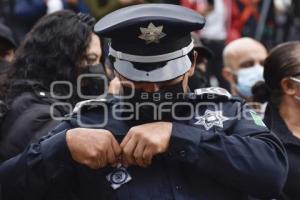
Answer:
[[66, 128, 121, 169]]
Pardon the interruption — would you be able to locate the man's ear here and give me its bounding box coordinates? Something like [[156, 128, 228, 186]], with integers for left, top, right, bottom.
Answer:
[[188, 51, 198, 77], [222, 67, 235, 84], [281, 78, 297, 96]]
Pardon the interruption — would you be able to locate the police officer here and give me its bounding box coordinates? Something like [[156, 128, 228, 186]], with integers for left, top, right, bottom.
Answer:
[[0, 4, 288, 200]]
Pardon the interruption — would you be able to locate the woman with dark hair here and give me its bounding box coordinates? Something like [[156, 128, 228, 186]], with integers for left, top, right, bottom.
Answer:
[[253, 42, 300, 200], [0, 10, 104, 160]]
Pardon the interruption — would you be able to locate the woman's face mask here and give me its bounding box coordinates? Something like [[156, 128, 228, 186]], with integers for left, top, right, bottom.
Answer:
[[235, 64, 264, 98], [78, 63, 107, 98]]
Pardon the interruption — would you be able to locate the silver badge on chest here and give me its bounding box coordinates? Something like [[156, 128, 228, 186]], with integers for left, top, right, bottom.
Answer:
[[106, 164, 132, 190]]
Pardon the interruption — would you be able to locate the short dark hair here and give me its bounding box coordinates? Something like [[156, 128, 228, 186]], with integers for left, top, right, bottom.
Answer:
[[11, 10, 96, 98]]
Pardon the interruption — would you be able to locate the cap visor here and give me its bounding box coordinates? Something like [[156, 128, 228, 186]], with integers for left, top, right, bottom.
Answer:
[[113, 55, 192, 82]]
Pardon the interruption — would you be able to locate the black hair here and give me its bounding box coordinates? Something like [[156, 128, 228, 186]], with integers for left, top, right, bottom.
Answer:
[[9, 10, 96, 101], [252, 42, 300, 106]]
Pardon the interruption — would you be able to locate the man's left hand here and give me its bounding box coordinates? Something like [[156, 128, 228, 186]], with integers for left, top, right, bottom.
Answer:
[[120, 122, 172, 167]]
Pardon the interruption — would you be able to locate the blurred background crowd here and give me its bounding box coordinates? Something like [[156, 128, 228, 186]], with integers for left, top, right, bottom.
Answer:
[[0, 0, 300, 199]]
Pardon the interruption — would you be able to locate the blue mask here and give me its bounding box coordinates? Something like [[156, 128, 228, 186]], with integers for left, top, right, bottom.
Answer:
[[235, 64, 264, 98]]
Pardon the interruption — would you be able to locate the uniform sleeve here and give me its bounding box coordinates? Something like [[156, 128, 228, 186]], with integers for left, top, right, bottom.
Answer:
[[167, 103, 288, 198], [0, 121, 74, 199]]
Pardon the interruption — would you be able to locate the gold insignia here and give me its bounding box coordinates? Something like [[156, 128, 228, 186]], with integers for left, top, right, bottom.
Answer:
[[138, 23, 166, 44]]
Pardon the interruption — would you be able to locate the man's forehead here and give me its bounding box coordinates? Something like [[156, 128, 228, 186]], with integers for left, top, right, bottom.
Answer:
[[227, 43, 267, 68], [225, 38, 266, 55], [231, 42, 266, 55], [239, 46, 266, 58]]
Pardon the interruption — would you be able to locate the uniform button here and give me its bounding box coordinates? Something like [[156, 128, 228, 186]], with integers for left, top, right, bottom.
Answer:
[[175, 185, 182, 190], [179, 150, 186, 157]]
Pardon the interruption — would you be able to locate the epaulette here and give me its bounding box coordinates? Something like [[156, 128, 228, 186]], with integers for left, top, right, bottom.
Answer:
[[72, 95, 118, 114], [189, 87, 232, 101]]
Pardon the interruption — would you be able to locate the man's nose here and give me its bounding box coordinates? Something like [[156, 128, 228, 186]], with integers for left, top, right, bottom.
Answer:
[[142, 83, 160, 92]]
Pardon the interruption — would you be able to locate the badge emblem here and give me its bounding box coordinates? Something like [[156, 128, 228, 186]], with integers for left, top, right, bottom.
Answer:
[[139, 23, 166, 44], [194, 110, 229, 130], [106, 164, 132, 190]]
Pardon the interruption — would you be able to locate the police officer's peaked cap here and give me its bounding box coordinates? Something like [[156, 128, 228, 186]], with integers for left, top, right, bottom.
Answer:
[[94, 4, 205, 82]]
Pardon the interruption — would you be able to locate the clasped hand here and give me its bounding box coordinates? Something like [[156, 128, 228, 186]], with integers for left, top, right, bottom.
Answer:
[[66, 122, 172, 169]]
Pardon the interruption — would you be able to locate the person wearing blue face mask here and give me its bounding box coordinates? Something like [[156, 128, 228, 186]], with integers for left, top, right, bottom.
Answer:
[[222, 37, 267, 100]]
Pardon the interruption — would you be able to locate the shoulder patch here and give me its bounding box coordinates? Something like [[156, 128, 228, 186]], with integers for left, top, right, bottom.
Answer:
[[191, 87, 232, 101], [249, 110, 266, 127]]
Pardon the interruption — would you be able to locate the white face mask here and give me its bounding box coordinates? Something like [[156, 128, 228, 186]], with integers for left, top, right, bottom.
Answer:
[[235, 64, 264, 98], [290, 77, 300, 101]]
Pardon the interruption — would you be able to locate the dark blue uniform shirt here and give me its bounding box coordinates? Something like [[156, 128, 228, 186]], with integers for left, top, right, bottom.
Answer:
[[0, 92, 288, 200]]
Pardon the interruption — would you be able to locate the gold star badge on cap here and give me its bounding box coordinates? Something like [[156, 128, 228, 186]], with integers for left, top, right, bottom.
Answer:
[[139, 23, 166, 44]]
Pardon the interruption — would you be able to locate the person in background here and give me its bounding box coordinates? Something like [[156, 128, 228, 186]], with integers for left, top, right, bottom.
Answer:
[[188, 34, 214, 91], [0, 0, 47, 43], [0, 10, 104, 160], [181, 0, 230, 90], [222, 37, 267, 99], [229, 0, 262, 42], [84, 0, 159, 20], [222, 37, 267, 115], [181, 0, 215, 15], [0, 23, 16, 63], [0, 23, 16, 99], [47, 0, 89, 14], [0, 60, 10, 124], [0, 23, 17, 125], [253, 41, 300, 200]]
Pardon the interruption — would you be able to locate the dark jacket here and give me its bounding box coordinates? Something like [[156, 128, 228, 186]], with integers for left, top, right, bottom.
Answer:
[[0, 90, 288, 200], [0, 89, 69, 160], [0, 91, 288, 200], [264, 103, 300, 200]]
